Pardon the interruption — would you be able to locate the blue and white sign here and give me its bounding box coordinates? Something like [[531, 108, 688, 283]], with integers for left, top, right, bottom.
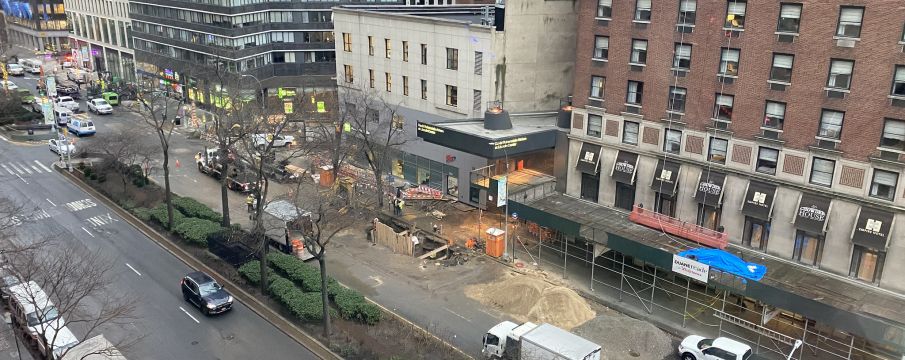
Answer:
[[46, 76, 56, 98], [497, 176, 507, 207]]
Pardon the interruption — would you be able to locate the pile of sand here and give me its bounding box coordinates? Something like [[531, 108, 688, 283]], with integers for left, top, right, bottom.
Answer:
[[465, 274, 595, 330], [573, 310, 675, 359]]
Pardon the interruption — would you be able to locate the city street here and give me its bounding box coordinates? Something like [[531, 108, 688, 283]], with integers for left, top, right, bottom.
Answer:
[[0, 76, 316, 359]]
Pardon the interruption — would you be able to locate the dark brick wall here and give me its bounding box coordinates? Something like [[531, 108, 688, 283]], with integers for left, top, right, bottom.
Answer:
[[573, 0, 905, 161]]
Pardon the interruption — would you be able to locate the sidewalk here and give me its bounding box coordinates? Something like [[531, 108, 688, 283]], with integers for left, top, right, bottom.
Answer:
[[0, 312, 32, 360]]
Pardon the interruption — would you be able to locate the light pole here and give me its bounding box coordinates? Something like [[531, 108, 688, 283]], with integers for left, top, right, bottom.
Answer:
[[240, 74, 265, 111]]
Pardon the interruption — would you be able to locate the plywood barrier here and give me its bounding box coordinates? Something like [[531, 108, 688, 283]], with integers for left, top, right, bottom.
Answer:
[[371, 219, 414, 256]]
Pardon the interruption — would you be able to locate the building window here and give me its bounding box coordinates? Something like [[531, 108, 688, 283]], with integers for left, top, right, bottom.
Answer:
[[655, 192, 677, 217], [369, 69, 375, 88], [368, 36, 374, 56], [809, 157, 835, 187], [725, 1, 746, 29], [421, 79, 428, 100], [342, 33, 352, 52], [445, 85, 458, 107], [719, 48, 740, 76], [673, 44, 691, 70], [870, 170, 898, 201], [708, 137, 728, 164], [667, 86, 687, 113], [664, 129, 682, 154], [818, 109, 844, 139], [892, 66, 905, 97], [615, 182, 636, 211], [403, 76, 409, 96], [587, 114, 602, 137], [677, 0, 697, 26], [827, 59, 854, 90], [343, 64, 354, 83], [581, 172, 600, 202], [764, 101, 786, 130], [593, 36, 609, 60], [756, 147, 779, 175], [626, 81, 644, 106], [881, 119, 905, 151], [770, 54, 793, 83], [634, 0, 651, 21], [777, 3, 802, 33], [402, 41, 409, 62], [597, 0, 612, 18], [836, 6, 864, 38], [473, 90, 482, 112], [630, 39, 648, 65], [446, 48, 458, 70], [590, 76, 605, 99], [385, 72, 392, 92], [850, 246, 884, 283], [697, 204, 721, 231], [743, 217, 769, 251], [421, 44, 428, 65], [794, 230, 823, 266], [475, 51, 483, 75], [385, 39, 392, 58], [623, 121, 639, 145], [713, 94, 734, 121]]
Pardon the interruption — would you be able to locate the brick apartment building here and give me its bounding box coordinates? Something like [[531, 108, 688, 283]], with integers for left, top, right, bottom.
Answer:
[[504, 0, 905, 359]]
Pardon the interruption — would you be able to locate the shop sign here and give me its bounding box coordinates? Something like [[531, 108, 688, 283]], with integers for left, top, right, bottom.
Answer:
[[672, 255, 709, 283], [497, 176, 507, 207], [418, 123, 444, 135], [490, 137, 527, 150]]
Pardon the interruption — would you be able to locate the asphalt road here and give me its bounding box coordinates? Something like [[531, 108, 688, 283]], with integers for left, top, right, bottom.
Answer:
[[1, 78, 316, 360]]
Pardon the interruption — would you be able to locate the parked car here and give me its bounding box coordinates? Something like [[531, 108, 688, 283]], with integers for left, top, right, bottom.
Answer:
[[66, 119, 95, 137], [53, 107, 73, 126], [54, 96, 80, 112], [87, 98, 112, 114], [253, 133, 295, 150], [6, 64, 25, 76], [56, 86, 81, 100], [17, 89, 35, 104], [48, 139, 76, 155], [1, 80, 19, 91], [678, 335, 757, 360], [181, 271, 233, 315]]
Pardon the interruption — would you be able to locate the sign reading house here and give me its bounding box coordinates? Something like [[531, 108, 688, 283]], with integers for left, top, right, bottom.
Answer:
[[794, 193, 832, 234], [650, 160, 681, 196], [694, 170, 726, 207], [741, 181, 776, 220], [611, 151, 639, 185], [851, 207, 894, 250], [672, 254, 709, 283]]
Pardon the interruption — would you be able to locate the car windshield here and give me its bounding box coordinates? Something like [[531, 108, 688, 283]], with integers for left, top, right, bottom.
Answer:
[[697, 338, 714, 350], [198, 281, 222, 296], [26, 306, 60, 326], [87, 122, 94, 127], [96, 100, 108, 106]]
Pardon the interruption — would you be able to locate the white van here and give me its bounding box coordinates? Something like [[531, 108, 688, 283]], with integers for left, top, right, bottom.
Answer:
[[67, 119, 96, 137], [53, 107, 72, 126], [7, 281, 80, 358]]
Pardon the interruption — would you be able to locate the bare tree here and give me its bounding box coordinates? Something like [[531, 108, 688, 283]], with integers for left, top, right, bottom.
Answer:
[[2, 242, 139, 360], [85, 127, 156, 194], [129, 86, 183, 229], [337, 78, 408, 208]]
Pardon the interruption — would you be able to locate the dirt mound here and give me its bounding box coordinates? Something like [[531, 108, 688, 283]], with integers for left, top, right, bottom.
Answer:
[[573, 310, 674, 360], [465, 274, 595, 330]]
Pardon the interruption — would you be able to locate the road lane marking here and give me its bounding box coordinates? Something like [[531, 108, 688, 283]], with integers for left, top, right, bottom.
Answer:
[[81, 227, 94, 237], [125, 263, 142, 276], [46, 198, 56, 206], [65, 199, 97, 212], [34, 160, 52, 172], [1, 164, 13, 175], [29, 165, 40, 173], [8, 163, 24, 174], [15, 174, 27, 184], [17, 163, 32, 174], [444, 307, 471, 322], [0, 135, 7, 141], [179, 307, 200, 324]]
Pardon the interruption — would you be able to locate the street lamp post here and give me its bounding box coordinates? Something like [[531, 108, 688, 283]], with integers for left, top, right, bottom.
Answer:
[[240, 74, 265, 112]]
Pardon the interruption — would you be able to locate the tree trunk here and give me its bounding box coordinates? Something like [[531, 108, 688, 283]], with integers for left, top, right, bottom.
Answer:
[[318, 254, 331, 339], [331, 125, 342, 180], [162, 147, 174, 230], [219, 147, 231, 227], [374, 168, 385, 208], [259, 232, 269, 294]]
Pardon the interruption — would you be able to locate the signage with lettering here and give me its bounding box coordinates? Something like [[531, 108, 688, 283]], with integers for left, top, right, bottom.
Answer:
[[417, 122, 445, 135], [576, 143, 602, 174], [611, 151, 639, 185], [793, 193, 832, 234], [650, 160, 681, 196], [741, 181, 776, 221], [416, 121, 557, 159], [694, 170, 726, 207], [672, 255, 709, 283], [497, 176, 507, 207], [851, 207, 894, 249]]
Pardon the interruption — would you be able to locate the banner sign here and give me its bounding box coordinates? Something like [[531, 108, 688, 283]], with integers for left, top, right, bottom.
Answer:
[[672, 254, 709, 283]]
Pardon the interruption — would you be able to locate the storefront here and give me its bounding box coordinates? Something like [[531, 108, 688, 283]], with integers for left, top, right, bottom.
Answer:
[[694, 169, 726, 230], [651, 159, 680, 216], [792, 193, 832, 266], [611, 151, 639, 211]]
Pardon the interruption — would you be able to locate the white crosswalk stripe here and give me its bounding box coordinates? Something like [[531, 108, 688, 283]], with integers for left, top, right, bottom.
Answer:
[[7, 162, 24, 174], [0, 164, 13, 175], [0, 161, 56, 177], [34, 160, 53, 172], [18, 162, 33, 174]]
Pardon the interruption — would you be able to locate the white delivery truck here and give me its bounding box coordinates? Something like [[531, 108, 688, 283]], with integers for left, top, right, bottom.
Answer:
[[482, 321, 602, 360]]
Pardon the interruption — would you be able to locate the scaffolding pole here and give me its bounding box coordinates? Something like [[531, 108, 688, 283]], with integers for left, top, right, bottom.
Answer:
[[682, 279, 690, 328]]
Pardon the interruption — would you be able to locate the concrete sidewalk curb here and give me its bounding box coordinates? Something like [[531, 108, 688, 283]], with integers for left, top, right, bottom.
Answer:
[[55, 165, 342, 360]]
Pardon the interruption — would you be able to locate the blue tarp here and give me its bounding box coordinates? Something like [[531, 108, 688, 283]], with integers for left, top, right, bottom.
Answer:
[[677, 248, 767, 281]]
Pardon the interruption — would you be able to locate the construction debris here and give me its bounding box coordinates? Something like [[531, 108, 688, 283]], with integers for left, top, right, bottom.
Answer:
[[465, 273, 596, 330]]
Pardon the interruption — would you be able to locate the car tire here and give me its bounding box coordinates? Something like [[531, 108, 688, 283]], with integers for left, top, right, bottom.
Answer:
[[681, 353, 696, 360], [202, 307, 211, 316]]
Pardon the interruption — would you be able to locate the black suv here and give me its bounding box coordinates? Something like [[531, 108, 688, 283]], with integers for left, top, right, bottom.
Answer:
[[181, 271, 233, 315]]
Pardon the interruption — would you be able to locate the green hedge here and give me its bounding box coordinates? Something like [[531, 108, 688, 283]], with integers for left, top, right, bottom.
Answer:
[[173, 197, 223, 223], [267, 252, 336, 292], [268, 274, 336, 321], [173, 218, 222, 247], [238, 261, 262, 285], [132, 207, 152, 222], [331, 286, 382, 325], [149, 204, 186, 229]]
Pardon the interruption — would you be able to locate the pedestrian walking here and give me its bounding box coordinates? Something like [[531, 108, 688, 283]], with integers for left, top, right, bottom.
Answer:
[[392, 198, 399, 216], [246, 194, 254, 212], [397, 198, 405, 216]]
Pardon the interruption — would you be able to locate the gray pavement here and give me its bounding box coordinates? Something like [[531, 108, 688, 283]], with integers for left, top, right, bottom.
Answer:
[[0, 113, 316, 358]]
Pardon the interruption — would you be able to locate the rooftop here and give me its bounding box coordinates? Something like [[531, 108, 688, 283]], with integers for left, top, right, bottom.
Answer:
[[433, 113, 560, 140], [335, 5, 498, 27]]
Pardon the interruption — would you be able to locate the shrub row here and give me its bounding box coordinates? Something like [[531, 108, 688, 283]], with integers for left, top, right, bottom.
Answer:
[[267, 252, 335, 292], [173, 197, 223, 223], [149, 203, 186, 229], [238, 260, 261, 285], [173, 218, 221, 247], [331, 285, 382, 325], [268, 274, 336, 321]]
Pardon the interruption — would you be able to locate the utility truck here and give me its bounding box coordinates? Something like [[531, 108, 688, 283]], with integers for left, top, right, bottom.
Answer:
[[482, 321, 601, 360]]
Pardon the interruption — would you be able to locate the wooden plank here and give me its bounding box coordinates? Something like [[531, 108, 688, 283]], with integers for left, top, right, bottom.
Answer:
[[418, 244, 449, 260]]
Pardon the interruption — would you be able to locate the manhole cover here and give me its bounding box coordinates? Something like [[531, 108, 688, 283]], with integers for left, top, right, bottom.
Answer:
[[191, 341, 199, 346], [629, 350, 640, 357]]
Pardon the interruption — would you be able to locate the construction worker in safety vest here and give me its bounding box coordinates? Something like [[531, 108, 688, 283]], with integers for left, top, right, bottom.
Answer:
[[246, 194, 255, 212]]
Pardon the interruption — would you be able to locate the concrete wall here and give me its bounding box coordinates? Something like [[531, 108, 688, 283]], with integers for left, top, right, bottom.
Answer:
[[498, 0, 577, 113]]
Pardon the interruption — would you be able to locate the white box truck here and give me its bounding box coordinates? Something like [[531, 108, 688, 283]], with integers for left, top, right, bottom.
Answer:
[[482, 321, 602, 360]]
